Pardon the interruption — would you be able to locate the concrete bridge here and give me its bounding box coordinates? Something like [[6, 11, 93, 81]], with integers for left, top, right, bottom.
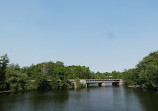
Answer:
[[67, 79, 124, 88]]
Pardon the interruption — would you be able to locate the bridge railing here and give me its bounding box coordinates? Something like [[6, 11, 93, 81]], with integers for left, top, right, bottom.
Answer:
[[85, 79, 120, 82]]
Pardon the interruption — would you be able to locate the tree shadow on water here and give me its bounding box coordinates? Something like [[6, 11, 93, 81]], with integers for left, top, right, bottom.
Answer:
[[29, 90, 69, 111], [132, 89, 158, 111]]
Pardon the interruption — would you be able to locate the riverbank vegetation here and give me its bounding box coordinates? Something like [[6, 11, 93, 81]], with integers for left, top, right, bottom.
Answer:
[[1, 50, 158, 92], [123, 51, 158, 89], [0, 54, 121, 92]]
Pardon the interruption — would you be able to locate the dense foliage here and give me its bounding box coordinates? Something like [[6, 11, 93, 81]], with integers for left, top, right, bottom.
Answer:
[[6, 67, 28, 92], [0, 54, 9, 90], [0, 54, 122, 92], [123, 51, 158, 89], [1, 51, 158, 92]]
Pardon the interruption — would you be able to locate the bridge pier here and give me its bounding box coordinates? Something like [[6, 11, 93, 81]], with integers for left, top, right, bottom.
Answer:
[[119, 79, 124, 86], [72, 79, 88, 88], [73, 82, 77, 88]]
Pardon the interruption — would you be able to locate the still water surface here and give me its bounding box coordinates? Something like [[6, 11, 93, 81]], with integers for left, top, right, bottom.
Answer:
[[0, 86, 158, 111]]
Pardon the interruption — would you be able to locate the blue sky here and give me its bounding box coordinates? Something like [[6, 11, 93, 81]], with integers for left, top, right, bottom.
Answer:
[[0, 0, 158, 72]]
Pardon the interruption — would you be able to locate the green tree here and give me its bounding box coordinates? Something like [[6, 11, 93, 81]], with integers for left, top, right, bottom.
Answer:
[[54, 67, 68, 80], [0, 54, 9, 90], [111, 71, 122, 79], [34, 75, 51, 90], [136, 51, 158, 88], [6, 67, 28, 92], [123, 69, 139, 85], [123, 51, 158, 89]]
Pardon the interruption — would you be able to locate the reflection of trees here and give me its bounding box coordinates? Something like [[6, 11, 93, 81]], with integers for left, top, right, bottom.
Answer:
[[112, 87, 146, 111], [1, 88, 158, 111], [132, 89, 158, 111], [53, 90, 69, 102], [0, 90, 69, 111], [121, 88, 158, 111], [0, 94, 15, 111], [30, 90, 69, 110], [0, 93, 28, 111]]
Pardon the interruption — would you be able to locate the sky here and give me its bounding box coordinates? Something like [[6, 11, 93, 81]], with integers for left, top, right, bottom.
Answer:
[[0, 0, 158, 72]]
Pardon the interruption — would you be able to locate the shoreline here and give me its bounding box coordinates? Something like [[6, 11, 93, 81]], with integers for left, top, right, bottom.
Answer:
[[128, 85, 141, 88], [0, 90, 10, 94]]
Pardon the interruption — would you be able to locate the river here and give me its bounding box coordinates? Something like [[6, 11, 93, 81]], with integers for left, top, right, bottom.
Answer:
[[0, 86, 158, 111]]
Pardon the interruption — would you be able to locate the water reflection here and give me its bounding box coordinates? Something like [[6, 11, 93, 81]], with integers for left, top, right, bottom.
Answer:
[[0, 87, 158, 111], [29, 90, 69, 111], [0, 93, 32, 111], [131, 88, 158, 111], [87, 82, 112, 87]]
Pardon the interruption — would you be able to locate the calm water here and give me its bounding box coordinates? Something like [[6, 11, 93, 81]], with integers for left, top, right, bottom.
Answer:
[[0, 86, 158, 111]]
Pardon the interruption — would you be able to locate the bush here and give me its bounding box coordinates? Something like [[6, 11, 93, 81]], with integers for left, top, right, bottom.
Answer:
[[6, 68, 28, 92], [76, 79, 86, 88], [25, 81, 37, 90], [34, 75, 51, 90]]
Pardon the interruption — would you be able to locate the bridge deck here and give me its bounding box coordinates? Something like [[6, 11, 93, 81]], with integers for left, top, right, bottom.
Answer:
[[86, 79, 120, 83], [68, 79, 120, 83]]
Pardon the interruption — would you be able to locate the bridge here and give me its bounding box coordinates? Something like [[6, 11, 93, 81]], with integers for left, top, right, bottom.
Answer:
[[67, 79, 124, 88]]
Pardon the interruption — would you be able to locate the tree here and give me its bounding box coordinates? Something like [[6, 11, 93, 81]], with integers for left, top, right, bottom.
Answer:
[[136, 51, 158, 88], [111, 71, 122, 79], [54, 67, 68, 80], [0, 54, 9, 90], [34, 75, 51, 90], [6, 67, 28, 92], [55, 61, 64, 68], [123, 51, 158, 89], [123, 69, 139, 85]]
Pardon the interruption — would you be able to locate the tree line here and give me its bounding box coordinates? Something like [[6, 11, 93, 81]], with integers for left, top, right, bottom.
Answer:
[[0, 54, 122, 92], [122, 51, 158, 89], [1, 50, 158, 92]]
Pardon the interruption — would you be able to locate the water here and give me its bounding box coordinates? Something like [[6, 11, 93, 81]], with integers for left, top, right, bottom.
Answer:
[[0, 86, 158, 111]]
